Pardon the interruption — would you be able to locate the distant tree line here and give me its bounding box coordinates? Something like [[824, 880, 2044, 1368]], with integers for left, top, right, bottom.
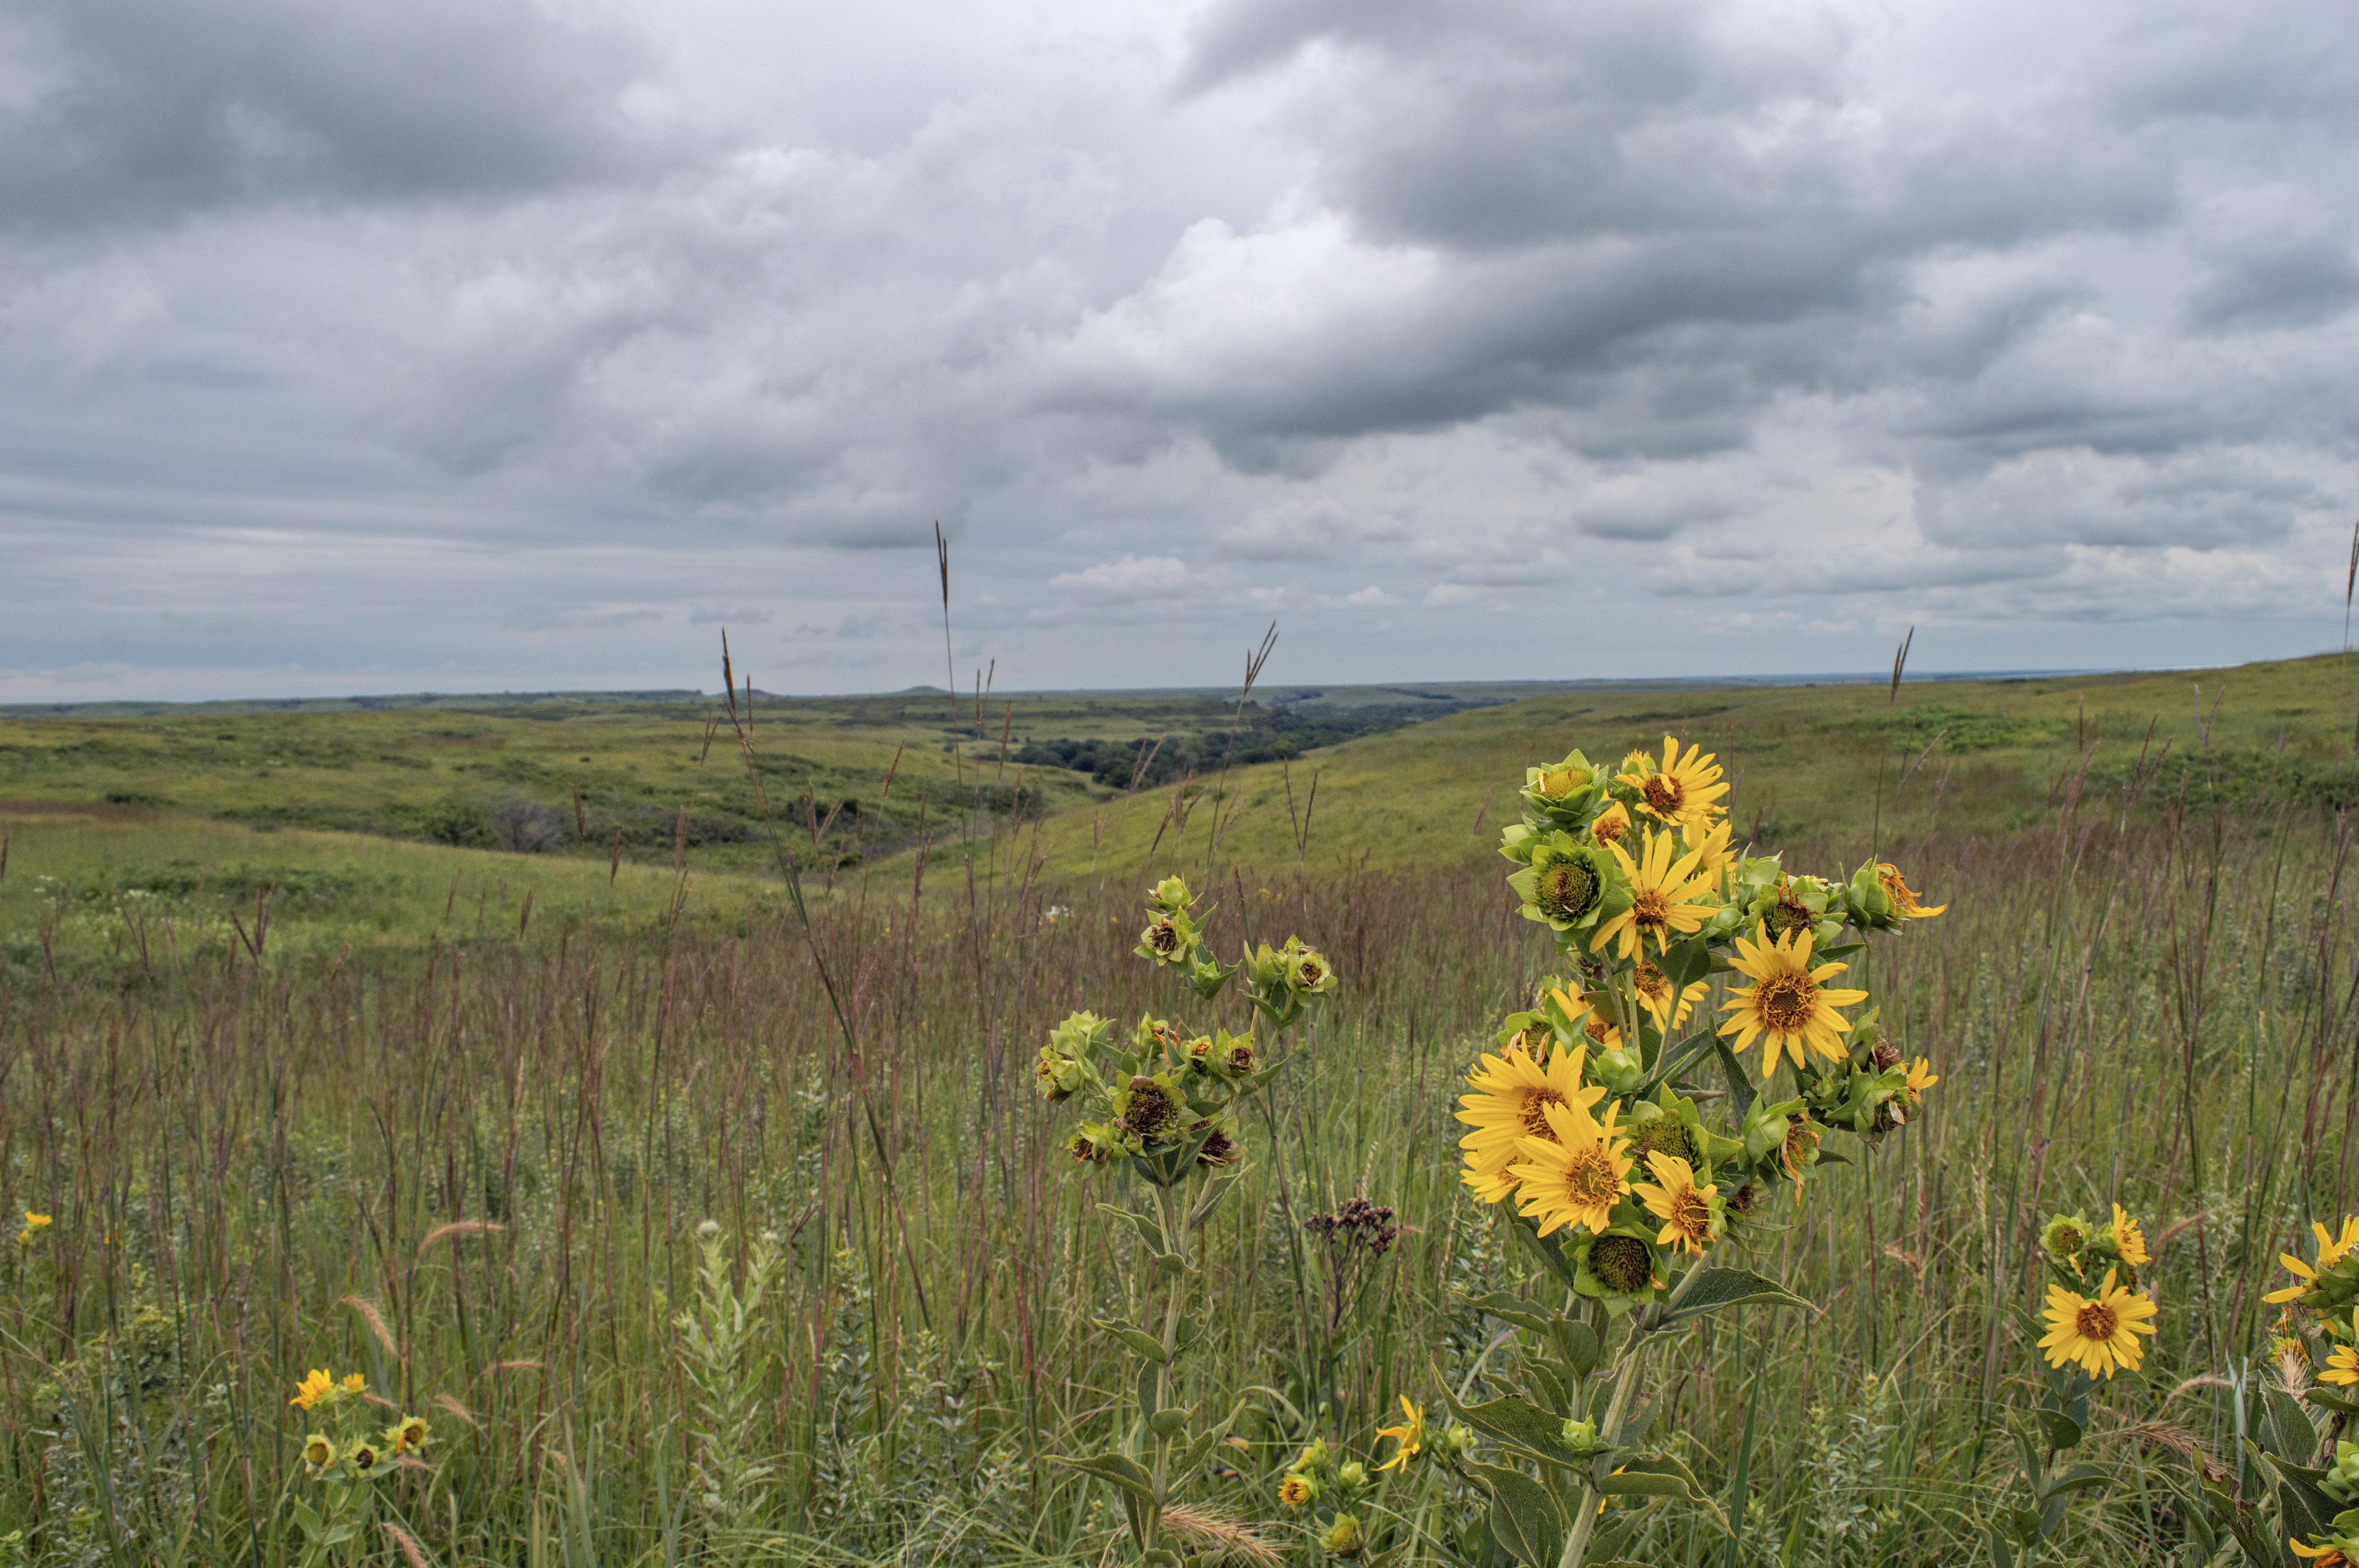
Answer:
[[1011, 700, 1489, 789]]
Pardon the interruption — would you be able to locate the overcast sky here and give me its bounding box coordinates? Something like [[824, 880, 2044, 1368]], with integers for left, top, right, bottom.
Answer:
[[2, 0, 2354, 701]]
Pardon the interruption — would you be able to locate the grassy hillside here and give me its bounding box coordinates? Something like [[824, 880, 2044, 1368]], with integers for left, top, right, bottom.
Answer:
[[985, 652, 2359, 888]]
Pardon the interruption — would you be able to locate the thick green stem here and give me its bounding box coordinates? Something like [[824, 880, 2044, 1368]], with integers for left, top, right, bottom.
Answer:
[[1557, 1334, 1651, 1568], [1141, 1181, 1189, 1563]]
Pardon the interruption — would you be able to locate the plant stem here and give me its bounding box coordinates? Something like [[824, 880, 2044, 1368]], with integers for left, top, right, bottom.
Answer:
[[1557, 1334, 1652, 1568], [1143, 1180, 1189, 1563]]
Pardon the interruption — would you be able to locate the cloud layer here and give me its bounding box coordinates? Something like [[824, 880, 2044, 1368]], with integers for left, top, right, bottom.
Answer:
[[0, 0, 2353, 699]]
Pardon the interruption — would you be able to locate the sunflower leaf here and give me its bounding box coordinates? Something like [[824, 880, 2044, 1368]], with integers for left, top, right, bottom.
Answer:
[[1660, 1267, 1811, 1323], [2263, 1386, 2320, 1462], [1468, 1461, 1566, 1568], [1091, 1319, 1170, 1364], [1510, 1216, 1582, 1292], [1659, 939, 1714, 989], [1598, 1455, 1733, 1535], [2034, 1409, 2081, 1453], [1639, 1029, 1717, 1096], [1439, 1387, 1583, 1468], [1462, 1290, 1556, 1337], [1712, 1039, 1756, 1120], [1053, 1452, 1156, 1503], [2308, 1387, 2359, 1414]]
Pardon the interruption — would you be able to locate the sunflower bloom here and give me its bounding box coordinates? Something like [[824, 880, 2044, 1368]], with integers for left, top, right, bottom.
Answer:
[[2108, 1204, 2149, 1268], [2326, 1310, 2359, 1387], [1510, 1100, 1635, 1237], [1717, 928, 1869, 1077], [17, 1211, 51, 1244], [1549, 986, 1625, 1052], [1632, 960, 1708, 1033], [2267, 1216, 2359, 1304], [1875, 863, 1946, 919], [342, 1373, 367, 1394], [1456, 1044, 1605, 1203], [1634, 1152, 1721, 1256], [1905, 1058, 1939, 1093], [2290, 1540, 2359, 1565], [1592, 829, 1718, 961], [1618, 736, 1730, 836], [1683, 819, 1735, 880], [1590, 801, 1632, 848], [1374, 1397, 1426, 1473], [289, 1370, 335, 1411], [2037, 1269, 2158, 1379], [1278, 1474, 1316, 1508]]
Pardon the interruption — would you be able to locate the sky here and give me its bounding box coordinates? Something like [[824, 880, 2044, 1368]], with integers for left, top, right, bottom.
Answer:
[[1, 0, 2355, 701]]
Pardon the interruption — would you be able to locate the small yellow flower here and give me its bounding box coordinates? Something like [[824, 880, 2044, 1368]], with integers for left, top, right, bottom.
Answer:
[[1904, 1058, 1939, 1093], [2037, 1269, 2158, 1379], [1374, 1396, 1426, 1473], [1631, 959, 1707, 1034], [1278, 1474, 1315, 1508], [2292, 1538, 2359, 1564], [1510, 1099, 1635, 1238], [341, 1373, 366, 1395], [1634, 1152, 1721, 1256], [2267, 1217, 2359, 1304], [1717, 928, 1869, 1078], [2108, 1204, 2149, 1268], [391, 1415, 431, 1455], [1588, 801, 1631, 848], [1874, 862, 1946, 919], [289, 1370, 334, 1411], [1455, 1042, 1606, 1205], [1591, 829, 1717, 962], [17, 1211, 52, 1244], [1617, 735, 1729, 837], [2325, 1310, 2359, 1388]]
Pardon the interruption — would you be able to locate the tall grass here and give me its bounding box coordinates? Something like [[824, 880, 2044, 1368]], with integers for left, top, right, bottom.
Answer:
[[0, 773, 2354, 1564]]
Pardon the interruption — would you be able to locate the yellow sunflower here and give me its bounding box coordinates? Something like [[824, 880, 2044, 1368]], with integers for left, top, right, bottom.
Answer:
[[1717, 928, 1867, 1078], [2291, 1541, 2359, 1565], [2267, 1216, 2359, 1304], [1875, 862, 1946, 919], [1905, 1057, 1939, 1093], [1634, 1152, 1721, 1256], [1547, 985, 1624, 1052], [2325, 1310, 2359, 1387], [1617, 736, 1730, 836], [289, 1369, 335, 1411], [1510, 1099, 1635, 1238], [1374, 1397, 1426, 1473], [1631, 959, 1707, 1033], [2037, 1269, 2158, 1379], [2108, 1204, 2149, 1268], [1456, 1043, 1605, 1203], [1592, 829, 1718, 962], [1589, 801, 1632, 848]]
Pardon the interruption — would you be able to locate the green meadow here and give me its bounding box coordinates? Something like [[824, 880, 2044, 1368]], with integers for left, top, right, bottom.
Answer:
[[0, 651, 2355, 1566]]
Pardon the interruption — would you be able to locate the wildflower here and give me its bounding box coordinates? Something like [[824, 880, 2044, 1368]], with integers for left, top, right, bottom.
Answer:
[[1591, 829, 1717, 962], [301, 1432, 337, 1471], [347, 1439, 385, 1478], [1456, 1043, 1605, 1203], [1510, 1099, 1634, 1237], [1717, 928, 1867, 1077], [1630, 959, 1707, 1033], [16, 1211, 51, 1244], [1876, 863, 1945, 920], [2326, 1310, 2359, 1388], [2040, 1213, 2091, 1277], [697, 1219, 722, 1240], [1573, 1229, 1662, 1312], [1114, 1075, 1183, 1147], [391, 1415, 431, 1455], [1683, 818, 1735, 879], [1374, 1396, 1426, 1473], [289, 1370, 335, 1411], [1278, 1474, 1318, 1508], [1905, 1057, 1939, 1094], [2037, 1269, 2158, 1379], [1589, 801, 1631, 848], [1634, 1152, 1722, 1256], [1523, 751, 1603, 819], [1436, 1423, 1477, 1460], [2268, 1217, 2359, 1305], [1067, 1123, 1118, 1163], [1320, 1514, 1364, 1558], [1617, 736, 1729, 837], [1558, 1417, 1610, 1459], [342, 1373, 366, 1394], [1509, 836, 1626, 940], [2106, 1204, 2149, 1268], [1194, 1123, 1241, 1168], [1335, 1461, 1367, 1490], [1291, 946, 1335, 993], [2292, 1537, 2359, 1566]]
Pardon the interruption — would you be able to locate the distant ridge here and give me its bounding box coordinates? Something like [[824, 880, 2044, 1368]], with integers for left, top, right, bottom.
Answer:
[[0, 668, 2124, 719]]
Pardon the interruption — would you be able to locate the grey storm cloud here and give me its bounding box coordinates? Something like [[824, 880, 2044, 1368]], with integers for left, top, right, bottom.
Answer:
[[0, 0, 660, 227], [0, 0, 2354, 701]]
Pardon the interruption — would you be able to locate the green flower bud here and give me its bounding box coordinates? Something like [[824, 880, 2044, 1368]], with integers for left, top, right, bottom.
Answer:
[[1335, 1460, 1367, 1490], [1558, 1418, 1610, 1459], [1319, 1514, 1364, 1558]]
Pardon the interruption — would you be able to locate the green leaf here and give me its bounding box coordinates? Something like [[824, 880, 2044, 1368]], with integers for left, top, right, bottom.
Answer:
[[2266, 1386, 2321, 1463], [1464, 1290, 1555, 1337], [1096, 1203, 1165, 1252], [1440, 1388, 1581, 1468], [1053, 1452, 1157, 1503], [1510, 1216, 1580, 1292], [1550, 1317, 1601, 1379], [1659, 939, 1714, 988], [1137, 1363, 1161, 1424], [1174, 1397, 1249, 1477], [1985, 1526, 2017, 1568], [2039, 1462, 2109, 1500], [1092, 1319, 1170, 1364], [2308, 1387, 2359, 1415], [1598, 1456, 1733, 1535], [1468, 1461, 1567, 1568], [1661, 1267, 1811, 1323], [1712, 1039, 1756, 1121], [1149, 1407, 1191, 1438], [2035, 1408, 2083, 1454]]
